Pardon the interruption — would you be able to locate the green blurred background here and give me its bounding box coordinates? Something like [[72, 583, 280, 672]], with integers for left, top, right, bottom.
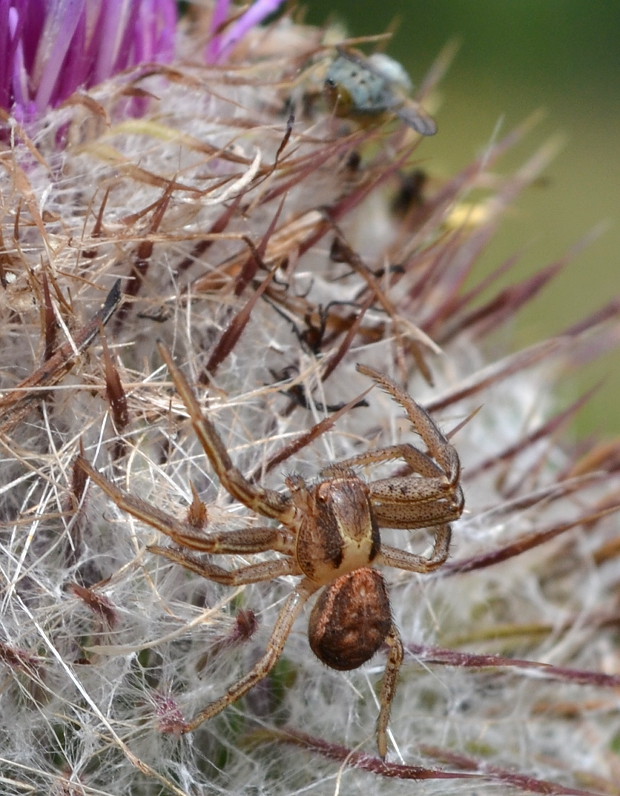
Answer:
[[302, 0, 620, 437]]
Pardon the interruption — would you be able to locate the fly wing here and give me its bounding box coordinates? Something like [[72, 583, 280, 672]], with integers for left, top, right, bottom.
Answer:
[[395, 102, 437, 136]]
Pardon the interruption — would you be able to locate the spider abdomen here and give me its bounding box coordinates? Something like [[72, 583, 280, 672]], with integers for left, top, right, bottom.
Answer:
[[308, 567, 392, 671]]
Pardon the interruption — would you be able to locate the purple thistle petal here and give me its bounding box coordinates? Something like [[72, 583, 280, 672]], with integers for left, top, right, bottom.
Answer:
[[92, 1, 138, 84], [0, 3, 22, 110], [49, 4, 90, 109], [0, 0, 178, 121], [32, 0, 86, 112], [136, 0, 176, 65], [210, 0, 232, 37], [208, 0, 286, 63], [207, 0, 231, 62], [0, 1, 13, 109]]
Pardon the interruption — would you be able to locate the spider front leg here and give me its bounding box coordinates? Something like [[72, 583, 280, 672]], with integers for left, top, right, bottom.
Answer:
[[356, 363, 461, 486], [369, 475, 464, 529], [323, 443, 458, 512], [332, 365, 464, 571], [322, 443, 444, 481], [158, 343, 296, 525], [76, 456, 297, 556], [349, 365, 464, 529]]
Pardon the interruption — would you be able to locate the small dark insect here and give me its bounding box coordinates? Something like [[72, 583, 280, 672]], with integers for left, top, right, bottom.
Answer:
[[391, 168, 429, 216], [324, 48, 437, 136], [78, 348, 463, 757]]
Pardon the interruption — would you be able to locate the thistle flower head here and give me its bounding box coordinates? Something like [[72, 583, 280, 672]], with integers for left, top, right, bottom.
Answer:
[[0, 4, 619, 795]]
